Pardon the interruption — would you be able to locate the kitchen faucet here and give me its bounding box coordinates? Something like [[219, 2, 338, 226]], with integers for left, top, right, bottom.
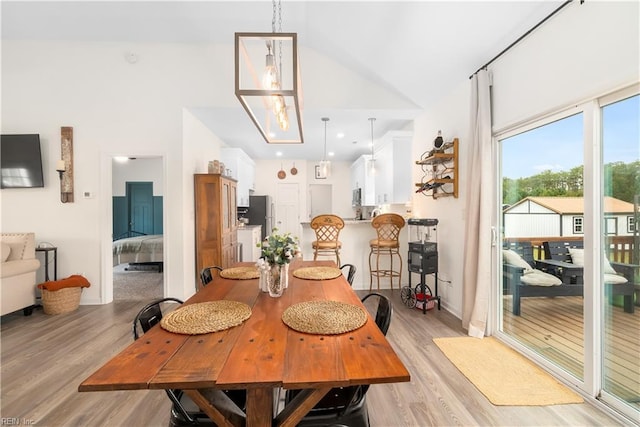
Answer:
[[371, 207, 382, 218]]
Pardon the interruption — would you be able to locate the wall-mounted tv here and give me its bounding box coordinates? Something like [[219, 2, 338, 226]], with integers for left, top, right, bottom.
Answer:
[[1, 134, 45, 189]]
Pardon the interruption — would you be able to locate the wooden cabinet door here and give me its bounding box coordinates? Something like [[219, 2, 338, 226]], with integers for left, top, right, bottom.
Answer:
[[194, 175, 223, 287], [195, 174, 239, 282]]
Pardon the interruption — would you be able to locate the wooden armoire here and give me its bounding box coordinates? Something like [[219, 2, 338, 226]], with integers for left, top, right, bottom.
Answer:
[[194, 174, 238, 288]]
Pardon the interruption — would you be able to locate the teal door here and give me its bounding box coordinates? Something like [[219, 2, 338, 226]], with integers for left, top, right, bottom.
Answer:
[[127, 182, 154, 235]]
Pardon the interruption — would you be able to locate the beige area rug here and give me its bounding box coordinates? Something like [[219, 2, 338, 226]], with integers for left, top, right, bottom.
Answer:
[[433, 336, 583, 406], [113, 264, 163, 301]]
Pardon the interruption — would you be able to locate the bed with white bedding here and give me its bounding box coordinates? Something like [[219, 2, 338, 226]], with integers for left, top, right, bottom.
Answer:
[[113, 234, 163, 272]]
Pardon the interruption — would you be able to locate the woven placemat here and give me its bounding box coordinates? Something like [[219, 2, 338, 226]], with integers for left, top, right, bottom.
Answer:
[[292, 266, 342, 280], [220, 266, 260, 280], [160, 301, 251, 335], [282, 301, 367, 335]]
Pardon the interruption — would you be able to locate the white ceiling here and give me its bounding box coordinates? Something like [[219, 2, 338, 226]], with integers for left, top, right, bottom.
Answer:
[[1, 1, 564, 162]]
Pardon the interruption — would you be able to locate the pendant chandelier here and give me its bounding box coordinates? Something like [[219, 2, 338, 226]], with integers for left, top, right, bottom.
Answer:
[[368, 117, 376, 174], [235, 0, 304, 144], [318, 117, 331, 178]]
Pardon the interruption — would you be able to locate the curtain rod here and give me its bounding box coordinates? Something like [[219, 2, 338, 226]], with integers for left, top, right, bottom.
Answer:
[[469, 0, 576, 79]]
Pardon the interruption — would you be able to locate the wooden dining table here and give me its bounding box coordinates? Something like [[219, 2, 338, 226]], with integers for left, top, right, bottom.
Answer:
[[79, 260, 410, 427]]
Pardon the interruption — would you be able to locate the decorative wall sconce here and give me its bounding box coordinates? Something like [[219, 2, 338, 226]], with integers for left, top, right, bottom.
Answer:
[[59, 127, 74, 203], [55, 160, 65, 179]]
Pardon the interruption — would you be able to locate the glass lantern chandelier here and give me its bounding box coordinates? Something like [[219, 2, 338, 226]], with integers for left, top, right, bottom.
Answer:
[[235, 0, 303, 144]]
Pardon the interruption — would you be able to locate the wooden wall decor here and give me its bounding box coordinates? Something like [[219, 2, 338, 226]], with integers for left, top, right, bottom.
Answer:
[[60, 126, 74, 203]]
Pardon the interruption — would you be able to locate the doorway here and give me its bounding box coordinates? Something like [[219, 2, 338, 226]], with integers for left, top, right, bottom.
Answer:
[[111, 157, 165, 301], [496, 87, 639, 421]]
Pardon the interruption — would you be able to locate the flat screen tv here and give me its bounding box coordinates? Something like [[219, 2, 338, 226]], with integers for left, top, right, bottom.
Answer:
[[1, 134, 45, 189]]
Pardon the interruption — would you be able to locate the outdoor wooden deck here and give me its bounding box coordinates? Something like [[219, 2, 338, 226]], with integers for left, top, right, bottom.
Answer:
[[503, 295, 639, 409]]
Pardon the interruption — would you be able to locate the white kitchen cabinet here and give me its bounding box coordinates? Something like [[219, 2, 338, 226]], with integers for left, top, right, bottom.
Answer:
[[350, 154, 376, 206], [238, 225, 262, 262], [221, 148, 255, 207], [374, 131, 412, 205]]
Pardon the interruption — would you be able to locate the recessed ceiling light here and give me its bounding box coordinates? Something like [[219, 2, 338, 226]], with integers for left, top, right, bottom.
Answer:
[[328, 152, 335, 157], [276, 151, 283, 157], [336, 132, 345, 139], [114, 156, 129, 163]]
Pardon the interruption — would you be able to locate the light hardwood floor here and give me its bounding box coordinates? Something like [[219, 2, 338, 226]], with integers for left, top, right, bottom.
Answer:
[[0, 291, 626, 426]]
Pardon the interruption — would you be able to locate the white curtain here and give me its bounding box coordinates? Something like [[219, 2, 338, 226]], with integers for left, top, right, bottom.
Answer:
[[462, 69, 493, 338]]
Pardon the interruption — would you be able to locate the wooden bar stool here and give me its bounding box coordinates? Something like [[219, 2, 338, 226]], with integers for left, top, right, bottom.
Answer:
[[311, 214, 345, 265], [369, 213, 405, 290]]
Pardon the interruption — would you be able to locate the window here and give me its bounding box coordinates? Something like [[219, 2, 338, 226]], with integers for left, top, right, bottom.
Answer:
[[628, 216, 636, 233], [604, 217, 617, 235], [573, 216, 584, 234]]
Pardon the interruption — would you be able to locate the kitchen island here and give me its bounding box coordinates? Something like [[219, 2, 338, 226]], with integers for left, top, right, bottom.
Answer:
[[300, 218, 409, 290]]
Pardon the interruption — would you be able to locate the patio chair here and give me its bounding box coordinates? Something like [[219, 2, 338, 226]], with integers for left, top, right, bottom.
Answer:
[[542, 241, 635, 313], [502, 242, 581, 316], [132, 298, 246, 427], [283, 293, 392, 427]]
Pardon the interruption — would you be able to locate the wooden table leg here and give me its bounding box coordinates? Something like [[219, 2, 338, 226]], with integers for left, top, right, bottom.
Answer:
[[275, 387, 332, 427], [246, 387, 274, 426], [183, 389, 236, 427]]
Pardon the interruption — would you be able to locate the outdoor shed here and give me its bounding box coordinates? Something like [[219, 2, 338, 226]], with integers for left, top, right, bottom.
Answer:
[[503, 196, 636, 238]]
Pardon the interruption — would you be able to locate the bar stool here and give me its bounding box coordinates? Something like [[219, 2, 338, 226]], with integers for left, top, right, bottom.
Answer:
[[369, 213, 405, 290], [311, 214, 345, 265]]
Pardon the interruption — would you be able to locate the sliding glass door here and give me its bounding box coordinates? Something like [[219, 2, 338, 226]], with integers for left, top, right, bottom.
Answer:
[[500, 111, 585, 380], [497, 86, 639, 421], [600, 92, 639, 414]]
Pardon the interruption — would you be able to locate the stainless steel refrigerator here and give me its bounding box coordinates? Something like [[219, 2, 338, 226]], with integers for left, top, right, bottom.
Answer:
[[248, 195, 273, 241]]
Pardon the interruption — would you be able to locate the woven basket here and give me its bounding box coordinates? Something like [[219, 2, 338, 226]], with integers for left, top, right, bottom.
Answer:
[[41, 287, 82, 315]]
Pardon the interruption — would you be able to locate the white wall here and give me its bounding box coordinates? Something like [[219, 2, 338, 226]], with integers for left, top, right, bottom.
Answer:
[[411, 81, 470, 318], [112, 157, 163, 197], [1, 40, 227, 303], [491, 1, 639, 130]]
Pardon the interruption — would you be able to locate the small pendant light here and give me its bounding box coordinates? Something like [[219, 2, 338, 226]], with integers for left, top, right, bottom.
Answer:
[[318, 117, 331, 178]]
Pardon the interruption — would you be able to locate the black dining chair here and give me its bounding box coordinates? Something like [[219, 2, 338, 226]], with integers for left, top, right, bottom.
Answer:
[[132, 298, 246, 427], [133, 298, 198, 424], [361, 292, 393, 335], [339, 263, 357, 286], [199, 266, 223, 288], [284, 292, 393, 427]]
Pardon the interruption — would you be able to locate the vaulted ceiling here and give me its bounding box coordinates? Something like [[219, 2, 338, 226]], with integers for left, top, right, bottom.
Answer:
[[1, 1, 564, 161]]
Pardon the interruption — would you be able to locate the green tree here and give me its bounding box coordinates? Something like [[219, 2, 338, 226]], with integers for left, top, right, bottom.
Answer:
[[503, 162, 637, 203]]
